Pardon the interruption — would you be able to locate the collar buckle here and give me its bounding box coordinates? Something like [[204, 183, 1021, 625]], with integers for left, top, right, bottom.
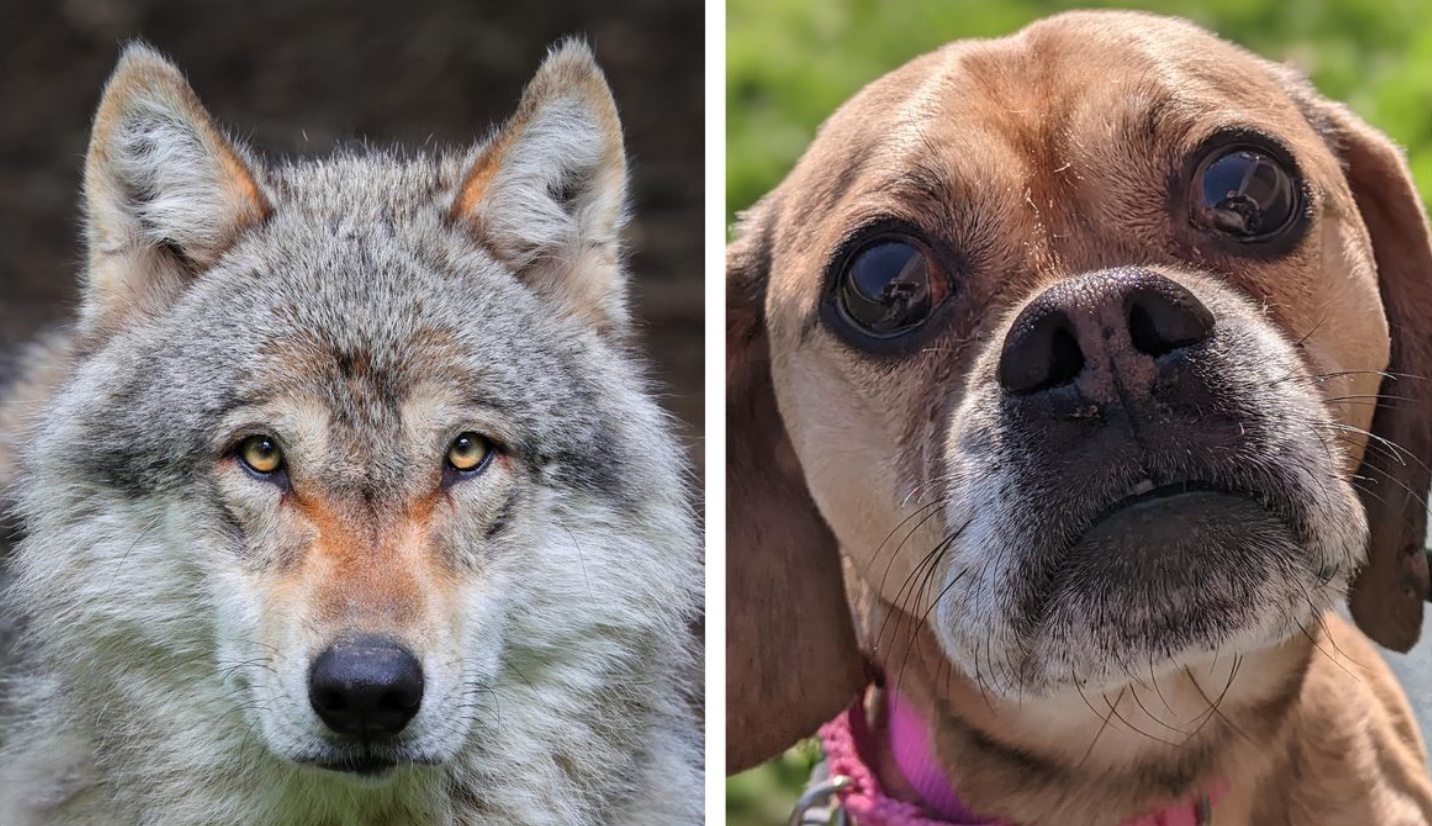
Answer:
[[789, 773, 852, 826]]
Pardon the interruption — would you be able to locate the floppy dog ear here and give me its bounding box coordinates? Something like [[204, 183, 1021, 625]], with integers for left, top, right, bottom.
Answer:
[[450, 40, 630, 335], [83, 44, 271, 337], [1311, 102, 1432, 651], [726, 198, 865, 773]]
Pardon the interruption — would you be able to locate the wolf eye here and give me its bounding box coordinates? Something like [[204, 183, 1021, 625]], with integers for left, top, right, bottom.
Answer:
[[1191, 145, 1301, 242], [237, 435, 284, 476], [446, 432, 492, 475]]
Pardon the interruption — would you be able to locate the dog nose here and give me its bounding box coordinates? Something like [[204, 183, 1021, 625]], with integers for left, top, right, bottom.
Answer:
[[998, 268, 1214, 397], [308, 635, 424, 740]]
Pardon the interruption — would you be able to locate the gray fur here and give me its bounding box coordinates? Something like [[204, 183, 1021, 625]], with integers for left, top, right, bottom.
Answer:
[[0, 43, 701, 826]]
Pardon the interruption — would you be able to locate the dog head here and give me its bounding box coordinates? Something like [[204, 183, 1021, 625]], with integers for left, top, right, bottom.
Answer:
[[728, 9, 1431, 779], [10, 42, 698, 808]]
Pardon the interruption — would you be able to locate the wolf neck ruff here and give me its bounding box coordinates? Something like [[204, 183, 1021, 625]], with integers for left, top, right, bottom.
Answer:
[[799, 691, 1224, 826]]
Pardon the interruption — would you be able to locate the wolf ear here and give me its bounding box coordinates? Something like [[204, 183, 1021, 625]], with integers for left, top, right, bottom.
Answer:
[[83, 44, 270, 336], [449, 41, 629, 334], [726, 197, 866, 773], [1301, 97, 1432, 651]]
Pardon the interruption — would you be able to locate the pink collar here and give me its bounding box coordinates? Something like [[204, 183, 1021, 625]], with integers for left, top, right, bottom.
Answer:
[[814, 692, 1224, 826]]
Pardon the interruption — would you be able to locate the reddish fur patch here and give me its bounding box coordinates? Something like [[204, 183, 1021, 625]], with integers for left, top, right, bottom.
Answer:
[[217, 149, 270, 225], [451, 143, 507, 223], [291, 494, 431, 631]]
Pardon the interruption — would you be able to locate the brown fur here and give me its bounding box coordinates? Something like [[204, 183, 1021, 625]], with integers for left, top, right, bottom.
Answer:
[[727, 10, 1431, 824]]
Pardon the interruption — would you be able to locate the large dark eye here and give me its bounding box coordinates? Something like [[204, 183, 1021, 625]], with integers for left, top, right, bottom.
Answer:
[[1192, 146, 1300, 242], [832, 236, 949, 340]]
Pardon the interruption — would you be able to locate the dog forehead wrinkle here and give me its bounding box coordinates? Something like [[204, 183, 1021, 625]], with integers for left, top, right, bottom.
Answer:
[[802, 138, 881, 233]]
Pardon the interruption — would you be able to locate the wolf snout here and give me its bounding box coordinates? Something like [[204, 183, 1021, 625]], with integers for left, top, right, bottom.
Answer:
[[308, 635, 425, 740], [998, 267, 1215, 400]]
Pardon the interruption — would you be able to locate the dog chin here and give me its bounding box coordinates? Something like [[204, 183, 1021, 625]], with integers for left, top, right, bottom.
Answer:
[[936, 486, 1351, 696]]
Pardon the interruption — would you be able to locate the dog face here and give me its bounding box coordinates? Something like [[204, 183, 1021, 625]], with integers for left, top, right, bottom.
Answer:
[[10, 43, 699, 808], [728, 10, 1431, 770], [770, 13, 1384, 694]]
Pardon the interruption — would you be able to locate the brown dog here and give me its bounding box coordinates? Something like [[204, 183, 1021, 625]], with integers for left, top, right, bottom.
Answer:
[[728, 10, 1432, 826]]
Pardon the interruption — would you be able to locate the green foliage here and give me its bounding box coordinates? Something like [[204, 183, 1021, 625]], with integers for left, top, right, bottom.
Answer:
[[725, 1, 1431, 823], [727, 0, 1432, 227], [726, 741, 823, 826]]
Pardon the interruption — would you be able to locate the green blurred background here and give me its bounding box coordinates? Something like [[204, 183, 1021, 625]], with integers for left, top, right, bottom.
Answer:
[[728, 0, 1432, 228], [726, 1, 1432, 824]]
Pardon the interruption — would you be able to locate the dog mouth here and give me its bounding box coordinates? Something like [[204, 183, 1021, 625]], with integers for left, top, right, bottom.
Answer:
[[1075, 477, 1284, 542], [1018, 471, 1308, 620], [986, 468, 1326, 689]]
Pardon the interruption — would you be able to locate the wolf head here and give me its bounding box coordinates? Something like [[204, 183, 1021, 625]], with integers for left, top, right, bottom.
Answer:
[[5, 42, 699, 821]]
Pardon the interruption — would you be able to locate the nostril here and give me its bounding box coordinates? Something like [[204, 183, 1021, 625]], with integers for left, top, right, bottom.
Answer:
[[999, 309, 1086, 395], [1128, 302, 1175, 357], [314, 688, 347, 713], [1046, 325, 1085, 390], [1125, 284, 1215, 358], [381, 688, 420, 713]]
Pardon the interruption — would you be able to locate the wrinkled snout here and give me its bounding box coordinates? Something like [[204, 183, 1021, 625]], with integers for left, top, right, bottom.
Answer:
[[933, 265, 1371, 691], [998, 267, 1216, 403]]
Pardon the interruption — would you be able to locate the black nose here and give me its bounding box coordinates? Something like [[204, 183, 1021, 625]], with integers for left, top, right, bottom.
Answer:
[[998, 268, 1215, 397], [309, 636, 424, 740]]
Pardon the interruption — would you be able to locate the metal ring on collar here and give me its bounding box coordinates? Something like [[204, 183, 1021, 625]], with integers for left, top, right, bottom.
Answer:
[[788, 774, 853, 826]]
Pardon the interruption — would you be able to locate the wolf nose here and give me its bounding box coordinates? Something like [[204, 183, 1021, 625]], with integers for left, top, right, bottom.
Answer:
[[998, 267, 1215, 398], [308, 636, 424, 740]]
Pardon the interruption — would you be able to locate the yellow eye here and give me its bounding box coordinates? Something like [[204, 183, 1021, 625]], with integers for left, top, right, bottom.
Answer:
[[238, 435, 284, 475], [447, 432, 491, 473]]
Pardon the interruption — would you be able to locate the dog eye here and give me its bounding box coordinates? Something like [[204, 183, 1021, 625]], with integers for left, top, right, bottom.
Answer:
[[833, 237, 949, 339], [1192, 146, 1300, 241], [237, 435, 284, 476], [446, 432, 492, 476]]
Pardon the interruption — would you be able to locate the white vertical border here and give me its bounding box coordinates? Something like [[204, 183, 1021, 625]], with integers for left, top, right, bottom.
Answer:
[[703, 0, 727, 821]]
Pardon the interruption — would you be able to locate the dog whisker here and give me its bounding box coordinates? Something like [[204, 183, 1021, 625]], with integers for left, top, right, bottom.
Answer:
[[1075, 683, 1121, 769], [1129, 683, 1187, 736], [1318, 421, 1432, 475]]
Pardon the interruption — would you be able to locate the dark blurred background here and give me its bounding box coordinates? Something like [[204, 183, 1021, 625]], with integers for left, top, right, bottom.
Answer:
[[0, 0, 705, 471]]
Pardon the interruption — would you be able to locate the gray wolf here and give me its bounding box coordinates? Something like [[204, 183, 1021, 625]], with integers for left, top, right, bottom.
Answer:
[[0, 41, 701, 825], [727, 10, 1431, 825]]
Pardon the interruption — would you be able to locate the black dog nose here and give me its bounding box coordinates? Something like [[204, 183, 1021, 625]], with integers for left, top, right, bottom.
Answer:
[[309, 636, 424, 740], [998, 268, 1215, 397]]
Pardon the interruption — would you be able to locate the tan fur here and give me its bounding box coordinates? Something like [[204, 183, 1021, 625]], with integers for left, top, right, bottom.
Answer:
[[727, 10, 1431, 824], [852, 581, 1428, 825], [726, 225, 866, 770]]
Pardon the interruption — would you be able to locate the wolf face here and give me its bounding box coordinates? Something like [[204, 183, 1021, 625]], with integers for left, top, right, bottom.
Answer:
[[0, 43, 700, 825]]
